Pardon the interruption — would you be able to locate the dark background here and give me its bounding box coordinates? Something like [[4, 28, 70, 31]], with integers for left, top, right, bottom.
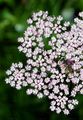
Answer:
[[0, 0, 83, 120]]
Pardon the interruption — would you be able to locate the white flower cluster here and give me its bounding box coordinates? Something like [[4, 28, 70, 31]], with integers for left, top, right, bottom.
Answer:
[[5, 11, 83, 115]]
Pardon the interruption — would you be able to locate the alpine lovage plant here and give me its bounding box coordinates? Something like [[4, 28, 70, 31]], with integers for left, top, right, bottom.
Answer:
[[5, 11, 83, 115]]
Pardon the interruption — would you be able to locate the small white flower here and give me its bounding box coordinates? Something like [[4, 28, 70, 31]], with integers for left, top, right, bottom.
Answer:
[[6, 70, 12, 75], [64, 21, 70, 27], [27, 18, 33, 24], [80, 89, 83, 94], [63, 109, 69, 115], [43, 90, 49, 96], [50, 105, 55, 111], [68, 104, 74, 110], [37, 93, 43, 98], [26, 89, 33, 95], [79, 12, 83, 18], [56, 107, 61, 114]]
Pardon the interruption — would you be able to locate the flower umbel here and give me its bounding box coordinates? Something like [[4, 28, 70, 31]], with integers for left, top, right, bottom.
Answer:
[[5, 11, 83, 115]]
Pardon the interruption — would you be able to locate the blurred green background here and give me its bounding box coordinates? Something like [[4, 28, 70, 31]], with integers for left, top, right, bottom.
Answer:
[[0, 0, 83, 120]]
